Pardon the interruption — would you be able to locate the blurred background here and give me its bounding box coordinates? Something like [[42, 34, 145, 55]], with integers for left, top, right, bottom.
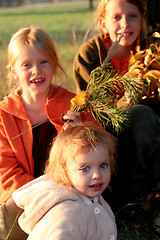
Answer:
[[0, 0, 98, 98], [0, 0, 159, 99]]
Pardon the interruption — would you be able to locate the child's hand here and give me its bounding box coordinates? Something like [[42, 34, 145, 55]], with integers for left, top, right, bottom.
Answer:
[[62, 110, 81, 130]]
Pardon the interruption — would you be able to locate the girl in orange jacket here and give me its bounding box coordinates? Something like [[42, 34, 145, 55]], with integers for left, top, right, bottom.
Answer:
[[0, 26, 99, 240]]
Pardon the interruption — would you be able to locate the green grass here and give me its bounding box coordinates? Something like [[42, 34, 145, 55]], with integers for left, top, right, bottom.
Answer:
[[0, 1, 97, 97], [0, 2, 94, 43]]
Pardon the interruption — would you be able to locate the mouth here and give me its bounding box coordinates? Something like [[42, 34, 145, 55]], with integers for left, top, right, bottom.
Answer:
[[90, 183, 103, 189], [118, 31, 132, 38], [123, 32, 132, 36], [30, 78, 45, 84]]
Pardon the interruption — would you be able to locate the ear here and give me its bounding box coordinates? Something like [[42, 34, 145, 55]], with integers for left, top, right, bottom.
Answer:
[[100, 17, 108, 35], [9, 66, 19, 80]]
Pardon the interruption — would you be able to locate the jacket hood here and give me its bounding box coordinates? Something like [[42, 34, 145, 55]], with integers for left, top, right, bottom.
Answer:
[[12, 175, 84, 234], [0, 90, 27, 119], [0, 85, 64, 120]]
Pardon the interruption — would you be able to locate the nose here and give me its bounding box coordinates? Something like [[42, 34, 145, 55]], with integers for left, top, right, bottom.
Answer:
[[92, 169, 102, 180], [121, 16, 129, 29], [32, 64, 41, 75]]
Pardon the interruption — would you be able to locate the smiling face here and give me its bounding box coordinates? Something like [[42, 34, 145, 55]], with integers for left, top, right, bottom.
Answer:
[[101, 0, 142, 49], [11, 46, 55, 98], [66, 144, 111, 198]]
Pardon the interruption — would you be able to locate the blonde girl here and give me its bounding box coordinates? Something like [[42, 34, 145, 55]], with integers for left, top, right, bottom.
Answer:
[[13, 123, 117, 240], [0, 27, 98, 240]]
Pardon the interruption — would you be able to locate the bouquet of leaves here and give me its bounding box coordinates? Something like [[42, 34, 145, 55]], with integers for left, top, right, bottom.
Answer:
[[70, 33, 160, 133], [126, 32, 160, 96]]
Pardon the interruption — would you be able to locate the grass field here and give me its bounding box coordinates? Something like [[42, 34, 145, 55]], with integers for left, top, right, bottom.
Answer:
[[0, 1, 97, 97]]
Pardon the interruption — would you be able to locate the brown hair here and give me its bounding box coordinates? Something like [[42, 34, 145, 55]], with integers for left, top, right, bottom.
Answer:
[[45, 123, 117, 186], [7, 26, 66, 90]]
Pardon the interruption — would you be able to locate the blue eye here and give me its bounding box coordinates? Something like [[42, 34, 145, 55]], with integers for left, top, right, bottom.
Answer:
[[100, 163, 108, 169], [80, 166, 89, 172]]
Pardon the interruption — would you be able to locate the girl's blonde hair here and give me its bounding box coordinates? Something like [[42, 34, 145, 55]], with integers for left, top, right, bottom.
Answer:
[[45, 123, 117, 186], [7, 26, 66, 90], [94, 0, 148, 41]]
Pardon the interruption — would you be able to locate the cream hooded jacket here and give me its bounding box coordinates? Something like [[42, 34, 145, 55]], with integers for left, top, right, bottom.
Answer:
[[13, 175, 117, 240]]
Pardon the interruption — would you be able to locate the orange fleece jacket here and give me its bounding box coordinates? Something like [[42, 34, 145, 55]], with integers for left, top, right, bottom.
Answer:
[[0, 85, 99, 203]]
